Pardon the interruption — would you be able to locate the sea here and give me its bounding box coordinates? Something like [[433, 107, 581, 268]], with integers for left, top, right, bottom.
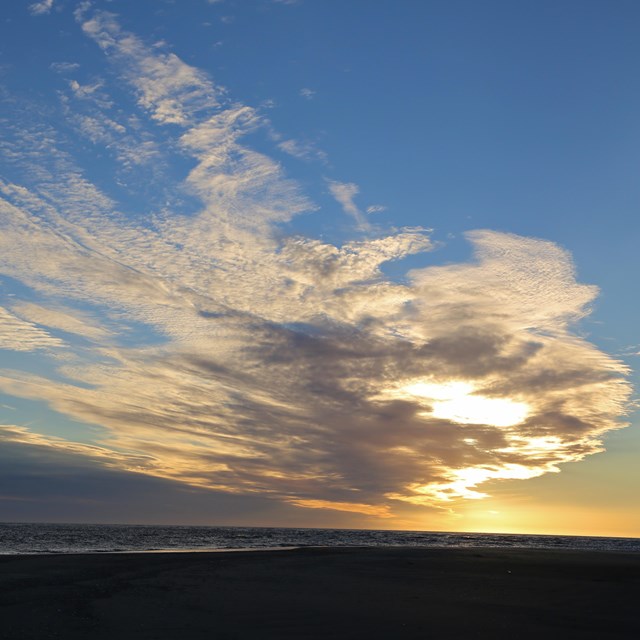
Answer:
[[1, 522, 639, 555]]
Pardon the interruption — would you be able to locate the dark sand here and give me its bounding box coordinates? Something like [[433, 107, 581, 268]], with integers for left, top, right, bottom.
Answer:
[[1, 547, 639, 639]]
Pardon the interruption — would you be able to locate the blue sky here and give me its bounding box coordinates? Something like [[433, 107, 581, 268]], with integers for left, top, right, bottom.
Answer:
[[0, 0, 638, 535]]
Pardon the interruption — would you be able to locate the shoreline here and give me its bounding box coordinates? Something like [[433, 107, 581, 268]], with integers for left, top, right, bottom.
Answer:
[[2, 546, 639, 638], [3, 542, 640, 557], [0, 545, 301, 556]]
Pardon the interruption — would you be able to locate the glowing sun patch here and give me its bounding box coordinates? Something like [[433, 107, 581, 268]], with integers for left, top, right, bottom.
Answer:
[[402, 380, 529, 428]]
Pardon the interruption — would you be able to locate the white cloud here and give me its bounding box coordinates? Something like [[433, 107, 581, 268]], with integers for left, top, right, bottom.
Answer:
[[278, 138, 327, 162], [327, 180, 369, 229], [28, 0, 53, 16], [69, 79, 104, 100], [0, 307, 63, 351], [366, 205, 387, 214], [60, 100, 159, 169], [11, 302, 111, 342], [299, 88, 316, 100], [50, 62, 80, 74], [79, 11, 221, 125]]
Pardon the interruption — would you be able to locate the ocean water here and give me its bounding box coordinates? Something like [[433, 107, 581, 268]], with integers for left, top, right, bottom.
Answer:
[[1, 522, 639, 555]]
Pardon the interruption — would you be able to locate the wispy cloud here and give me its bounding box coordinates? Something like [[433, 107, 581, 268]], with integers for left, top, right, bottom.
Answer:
[[28, 0, 53, 16], [278, 138, 327, 162], [11, 302, 111, 342], [50, 62, 80, 74], [58, 85, 161, 171], [327, 180, 369, 229], [0, 10, 631, 522], [68, 79, 105, 100], [299, 88, 315, 100], [79, 10, 221, 125], [0, 425, 156, 473], [0, 306, 63, 351]]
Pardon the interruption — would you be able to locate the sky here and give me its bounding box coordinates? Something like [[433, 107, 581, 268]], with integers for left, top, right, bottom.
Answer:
[[0, 0, 638, 537]]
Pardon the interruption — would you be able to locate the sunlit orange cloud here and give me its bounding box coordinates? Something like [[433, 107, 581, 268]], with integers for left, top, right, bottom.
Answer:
[[0, 9, 632, 525], [287, 499, 393, 518]]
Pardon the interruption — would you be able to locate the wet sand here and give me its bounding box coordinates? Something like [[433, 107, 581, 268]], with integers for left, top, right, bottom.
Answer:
[[1, 546, 639, 639]]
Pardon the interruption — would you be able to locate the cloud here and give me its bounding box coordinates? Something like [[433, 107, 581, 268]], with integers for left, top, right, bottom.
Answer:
[[327, 180, 369, 229], [278, 139, 327, 162], [0, 425, 152, 471], [0, 10, 631, 523], [79, 11, 221, 125], [0, 307, 63, 351], [289, 498, 392, 518], [0, 433, 381, 528], [28, 0, 53, 16], [367, 205, 387, 214], [68, 79, 105, 100], [50, 62, 81, 74], [299, 88, 316, 100], [10, 302, 111, 342], [59, 92, 160, 169]]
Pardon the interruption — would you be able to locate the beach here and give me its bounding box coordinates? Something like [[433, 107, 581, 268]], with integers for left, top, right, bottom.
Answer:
[[1, 547, 639, 639]]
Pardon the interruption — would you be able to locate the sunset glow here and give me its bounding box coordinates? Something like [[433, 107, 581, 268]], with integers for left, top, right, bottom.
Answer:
[[401, 381, 530, 427]]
